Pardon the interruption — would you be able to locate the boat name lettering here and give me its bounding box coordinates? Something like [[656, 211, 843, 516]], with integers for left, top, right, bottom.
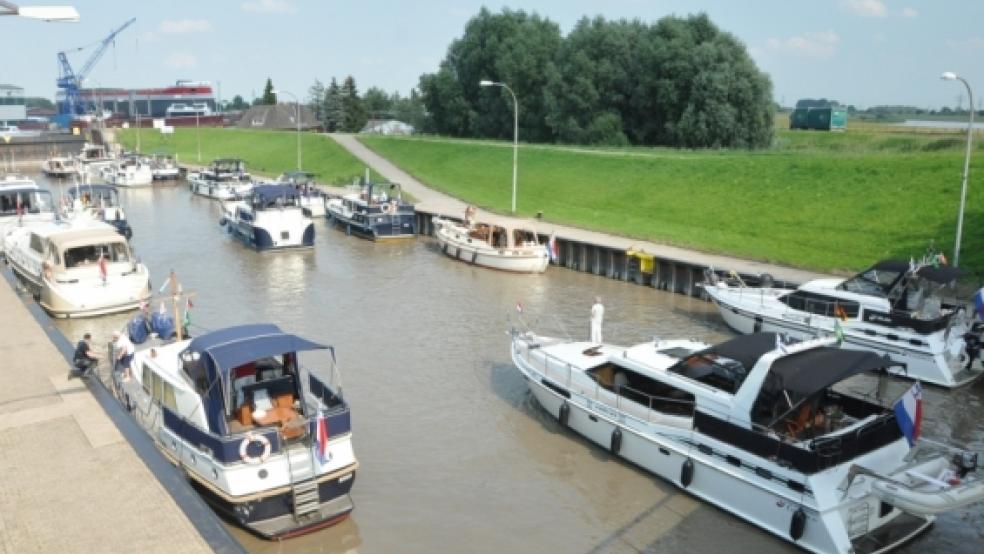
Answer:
[[585, 399, 625, 423]]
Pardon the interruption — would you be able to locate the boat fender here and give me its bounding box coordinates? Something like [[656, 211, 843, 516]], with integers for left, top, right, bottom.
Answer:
[[471, 251, 478, 264], [610, 428, 622, 454], [754, 317, 763, 333], [681, 458, 694, 488], [442, 242, 449, 255], [790, 507, 806, 541], [239, 433, 271, 464], [558, 401, 570, 428]]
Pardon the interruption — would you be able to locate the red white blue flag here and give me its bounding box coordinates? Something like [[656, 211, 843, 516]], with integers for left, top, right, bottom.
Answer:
[[893, 381, 922, 447], [974, 287, 984, 319], [314, 410, 331, 463], [548, 234, 558, 263], [98, 254, 108, 283]]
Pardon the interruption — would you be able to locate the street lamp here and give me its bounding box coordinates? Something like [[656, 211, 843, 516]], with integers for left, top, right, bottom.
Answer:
[[0, 0, 79, 21], [941, 71, 975, 267], [479, 79, 518, 214], [272, 89, 301, 171]]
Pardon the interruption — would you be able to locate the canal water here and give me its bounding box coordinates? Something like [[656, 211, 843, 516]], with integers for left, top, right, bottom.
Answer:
[[30, 176, 984, 553]]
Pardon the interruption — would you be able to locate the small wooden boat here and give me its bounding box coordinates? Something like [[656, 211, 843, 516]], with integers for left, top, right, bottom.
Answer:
[[432, 215, 548, 273]]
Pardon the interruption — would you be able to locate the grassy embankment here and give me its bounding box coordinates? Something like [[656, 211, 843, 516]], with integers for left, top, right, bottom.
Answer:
[[359, 125, 984, 276], [115, 128, 375, 185]]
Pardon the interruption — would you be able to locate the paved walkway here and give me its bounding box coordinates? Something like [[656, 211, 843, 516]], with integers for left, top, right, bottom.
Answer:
[[0, 279, 212, 554], [329, 133, 834, 284]]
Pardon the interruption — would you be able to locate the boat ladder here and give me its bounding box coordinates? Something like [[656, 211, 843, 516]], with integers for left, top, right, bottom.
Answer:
[[285, 443, 320, 520]]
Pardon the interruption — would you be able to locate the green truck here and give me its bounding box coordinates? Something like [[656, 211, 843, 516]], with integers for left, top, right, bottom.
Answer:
[[789, 107, 847, 131]]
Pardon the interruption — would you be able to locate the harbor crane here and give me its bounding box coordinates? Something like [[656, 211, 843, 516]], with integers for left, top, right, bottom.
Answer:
[[55, 17, 135, 122]]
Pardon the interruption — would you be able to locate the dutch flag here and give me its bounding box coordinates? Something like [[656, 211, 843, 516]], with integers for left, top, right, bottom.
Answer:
[[893, 382, 923, 447], [548, 234, 559, 263], [314, 410, 331, 463]]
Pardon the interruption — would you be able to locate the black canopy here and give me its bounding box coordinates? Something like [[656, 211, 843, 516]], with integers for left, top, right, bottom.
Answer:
[[762, 347, 895, 401], [869, 259, 962, 284], [695, 332, 778, 370]]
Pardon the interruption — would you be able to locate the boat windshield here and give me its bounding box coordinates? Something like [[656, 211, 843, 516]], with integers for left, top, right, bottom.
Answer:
[[838, 266, 904, 297], [669, 352, 749, 394], [71, 188, 119, 207], [64, 242, 130, 268], [0, 190, 54, 215]]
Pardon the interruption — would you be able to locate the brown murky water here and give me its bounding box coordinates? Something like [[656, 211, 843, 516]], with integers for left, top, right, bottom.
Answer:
[[32, 176, 983, 553]]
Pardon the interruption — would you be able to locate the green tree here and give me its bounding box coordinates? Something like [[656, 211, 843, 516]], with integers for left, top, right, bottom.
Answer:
[[225, 94, 249, 110], [362, 87, 393, 120], [307, 79, 326, 123], [392, 89, 427, 131], [323, 78, 344, 132], [419, 7, 562, 141], [340, 75, 367, 132], [261, 78, 276, 105]]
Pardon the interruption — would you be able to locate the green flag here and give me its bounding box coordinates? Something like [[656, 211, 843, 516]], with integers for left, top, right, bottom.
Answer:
[[834, 320, 845, 346]]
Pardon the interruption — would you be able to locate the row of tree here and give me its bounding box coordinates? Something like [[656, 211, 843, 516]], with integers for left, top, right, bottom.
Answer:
[[305, 79, 427, 132], [417, 9, 775, 148]]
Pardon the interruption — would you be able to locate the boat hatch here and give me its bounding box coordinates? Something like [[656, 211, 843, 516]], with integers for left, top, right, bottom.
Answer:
[[668, 332, 777, 394]]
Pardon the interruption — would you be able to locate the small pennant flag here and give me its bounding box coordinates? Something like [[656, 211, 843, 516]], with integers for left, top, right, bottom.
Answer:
[[893, 382, 923, 447], [834, 320, 845, 346], [973, 287, 984, 319], [548, 234, 559, 263], [157, 274, 172, 294], [834, 303, 848, 322], [516, 301, 524, 314], [98, 254, 108, 283], [183, 298, 193, 329]]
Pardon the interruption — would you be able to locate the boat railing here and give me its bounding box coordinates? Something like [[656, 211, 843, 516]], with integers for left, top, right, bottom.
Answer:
[[516, 339, 695, 424]]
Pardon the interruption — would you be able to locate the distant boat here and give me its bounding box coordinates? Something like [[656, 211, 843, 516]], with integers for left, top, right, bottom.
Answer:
[[3, 218, 150, 317], [115, 323, 358, 539], [40, 156, 80, 178], [189, 158, 253, 201], [325, 180, 415, 240], [103, 156, 153, 187], [165, 102, 213, 118], [431, 215, 548, 273], [0, 176, 57, 256], [150, 152, 181, 180], [221, 184, 315, 250], [277, 171, 325, 218]]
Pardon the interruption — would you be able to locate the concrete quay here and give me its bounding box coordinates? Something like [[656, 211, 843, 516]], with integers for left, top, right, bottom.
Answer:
[[0, 272, 240, 553], [328, 133, 834, 295]]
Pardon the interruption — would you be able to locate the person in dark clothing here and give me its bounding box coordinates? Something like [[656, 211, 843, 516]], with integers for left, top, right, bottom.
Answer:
[[73, 333, 100, 376]]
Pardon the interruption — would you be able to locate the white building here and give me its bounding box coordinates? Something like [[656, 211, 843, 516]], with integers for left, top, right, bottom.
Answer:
[[0, 84, 26, 124], [360, 119, 415, 135]]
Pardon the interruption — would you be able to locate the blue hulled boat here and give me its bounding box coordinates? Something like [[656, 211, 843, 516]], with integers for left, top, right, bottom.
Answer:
[[325, 180, 416, 240]]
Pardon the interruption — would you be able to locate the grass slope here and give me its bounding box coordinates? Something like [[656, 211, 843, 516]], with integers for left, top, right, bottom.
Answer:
[[116, 128, 372, 184], [360, 131, 983, 276]]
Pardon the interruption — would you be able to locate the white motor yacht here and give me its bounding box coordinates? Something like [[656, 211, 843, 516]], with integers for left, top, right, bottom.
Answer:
[[115, 323, 358, 539], [150, 153, 181, 180], [61, 183, 133, 239], [189, 158, 253, 200], [40, 156, 80, 177], [76, 142, 116, 176], [510, 329, 984, 554], [700, 260, 984, 388], [0, 175, 57, 255], [221, 184, 314, 250], [277, 171, 325, 218], [3, 219, 150, 318], [103, 156, 153, 187], [432, 215, 548, 272]]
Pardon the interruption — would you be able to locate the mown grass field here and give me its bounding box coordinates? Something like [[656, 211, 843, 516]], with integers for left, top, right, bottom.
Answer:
[[360, 126, 984, 276], [116, 128, 373, 184]]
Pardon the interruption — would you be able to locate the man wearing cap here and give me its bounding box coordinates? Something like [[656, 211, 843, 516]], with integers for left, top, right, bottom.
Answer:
[[112, 330, 135, 380], [73, 333, 100, 377]]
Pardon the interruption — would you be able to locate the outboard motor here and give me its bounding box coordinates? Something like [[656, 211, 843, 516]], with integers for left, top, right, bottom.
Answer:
[[955, 451, 979, 479]]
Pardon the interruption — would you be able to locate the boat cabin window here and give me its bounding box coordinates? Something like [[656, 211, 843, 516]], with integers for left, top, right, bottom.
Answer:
[[512, 229, 538, 247], [141, 363, 178, 411], [64, 242, 130, 268], [778, 291, 860, 318], [29, 233, 44, 253], [587, 362, 695, 416], [0, 191, 50, 214], [491, 226, 508, 248], [669, 352, 749, 394], [838, 266, 903, 297]]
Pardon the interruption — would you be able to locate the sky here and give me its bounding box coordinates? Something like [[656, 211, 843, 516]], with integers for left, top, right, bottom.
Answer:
[[2, 0, 983, 110]]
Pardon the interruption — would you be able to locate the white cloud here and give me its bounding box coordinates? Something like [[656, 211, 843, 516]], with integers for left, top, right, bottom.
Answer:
[[901, 7, 918, 18], [840, 0, 887, 17], [160, 19, 212, 34], [241, 0, 295, 13], [765, 31, 840, 59], [165, 52, 198, 69]]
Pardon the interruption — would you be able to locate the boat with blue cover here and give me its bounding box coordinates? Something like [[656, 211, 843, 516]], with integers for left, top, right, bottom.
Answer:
[[325, 179, 416, 240], [220, 184, 315, 250], [116, 323, 358, 539]]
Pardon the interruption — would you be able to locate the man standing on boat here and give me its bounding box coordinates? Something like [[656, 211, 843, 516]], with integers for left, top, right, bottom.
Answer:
[[112, 331, 135, 381], [73, 333, 100, 377], [590, 297, 604, 343]]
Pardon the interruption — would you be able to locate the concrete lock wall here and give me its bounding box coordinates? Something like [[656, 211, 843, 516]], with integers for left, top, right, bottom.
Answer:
[[0, 134, 86, 170]]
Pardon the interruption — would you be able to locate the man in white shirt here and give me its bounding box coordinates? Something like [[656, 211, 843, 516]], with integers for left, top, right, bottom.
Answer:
[[112, 331, 135, 380], [590, 296, 604, 343]]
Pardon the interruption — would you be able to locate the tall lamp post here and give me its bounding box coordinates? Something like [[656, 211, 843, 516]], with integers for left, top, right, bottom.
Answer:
[[941, 71, 975, 267], [273, 89, 301, 171], [479, 80, 518, 214]]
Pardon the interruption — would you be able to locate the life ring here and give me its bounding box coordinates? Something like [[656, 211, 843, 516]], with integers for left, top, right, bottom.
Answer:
[[381, 202, 394, 215], [239, 433, 271, 464]]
